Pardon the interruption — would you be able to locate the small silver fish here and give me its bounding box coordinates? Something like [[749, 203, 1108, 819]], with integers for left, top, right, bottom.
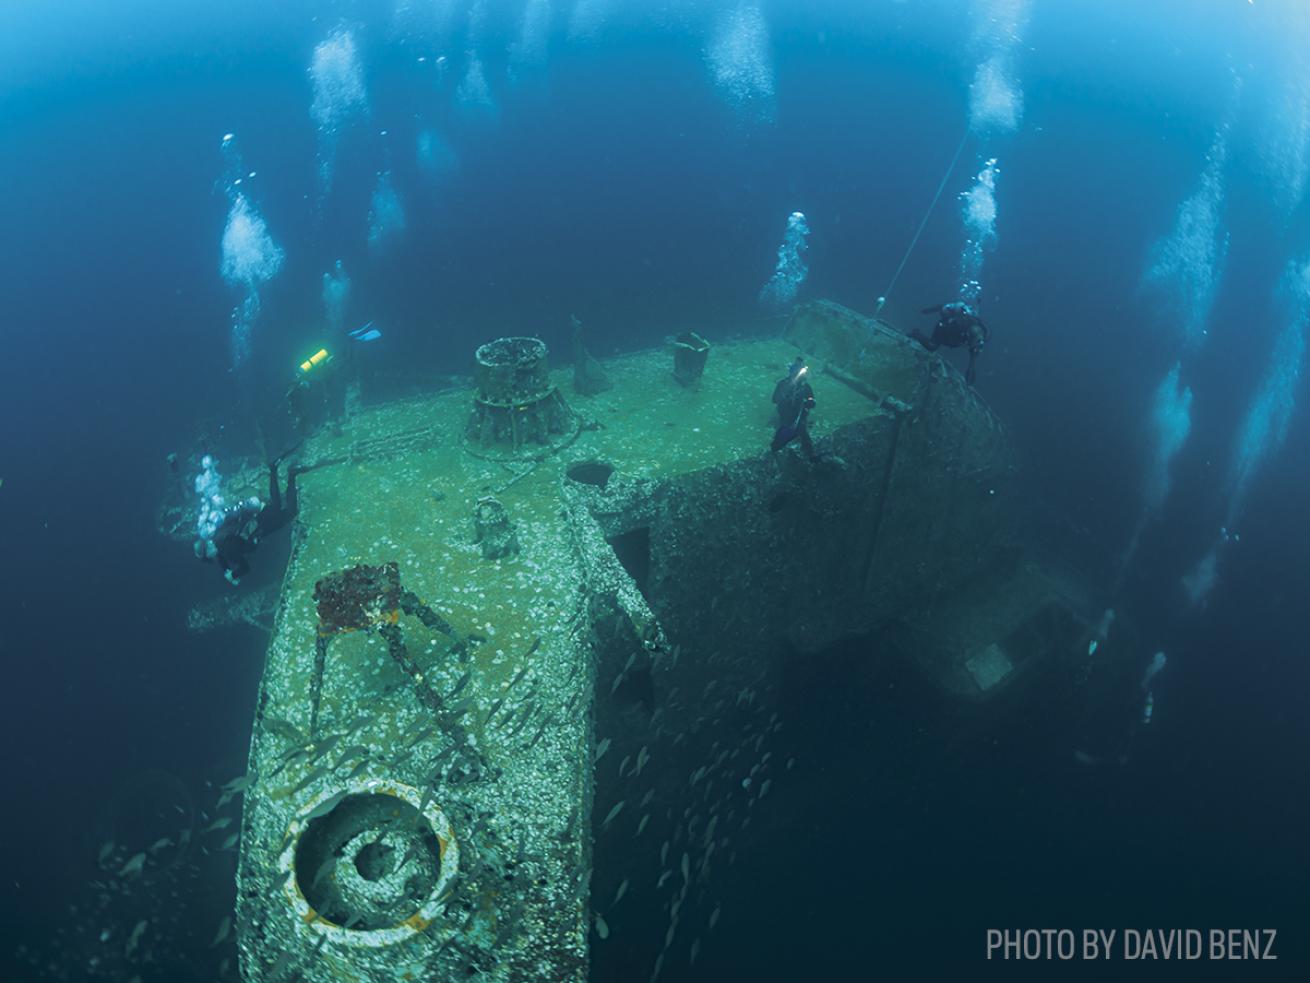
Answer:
[[635, 814, 650, 837], [449, 670, 473, 699], [507, 661, 533, 691], [405, 726, 435, 749], [594, 738, 612, 763], [267, 948, 295, 976], [263, 716, 307, 744], [618, 754, 631, 778], [269, 747, 309, 777], [333, 745, 369, 767], [97, 841, 115, 865], [310, 855, 337, 890], [118, 853, 146, 878], [595, 913, 610, 940], [690, 938, 701, 965], [292, 765, 330, 793], [657, 870, 672, 889], [602, 801, 624, 829], [710, 904, 721, 930], [315, 733, 342, 757], [448, 694, 476, 718], [304, 790, 348, 821], [640, 788, 655, 808], [202, 817, 232, 834], [222, 773, 256, 794], [210, 915, 231, 947], [614, 877, 629, 905], [509, 708, 534, 737], [528, 718, 551, 748], [680, 853, 690, 882], [220, 832, 239, 851], [125, 919, 148, 957]]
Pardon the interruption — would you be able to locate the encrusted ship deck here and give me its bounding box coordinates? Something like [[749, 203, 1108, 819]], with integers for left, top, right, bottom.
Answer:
[[231, 301, 1076, 981]]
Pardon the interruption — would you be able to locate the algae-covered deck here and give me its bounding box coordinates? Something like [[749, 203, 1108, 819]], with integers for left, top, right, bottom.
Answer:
[[234, 335, 886, 982]]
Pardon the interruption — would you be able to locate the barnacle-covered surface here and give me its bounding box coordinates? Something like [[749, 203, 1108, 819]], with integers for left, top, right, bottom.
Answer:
[[186, 585, 278, 635], [234, 308, 1019, 981]]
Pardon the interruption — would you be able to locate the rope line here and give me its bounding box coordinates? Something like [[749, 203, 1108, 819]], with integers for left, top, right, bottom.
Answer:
[[876, 124, 971, 314]]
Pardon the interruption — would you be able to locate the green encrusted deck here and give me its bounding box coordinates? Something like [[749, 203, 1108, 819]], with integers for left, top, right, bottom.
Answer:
[[234, 333, 883, 982], [233, 302, 1025, 982]]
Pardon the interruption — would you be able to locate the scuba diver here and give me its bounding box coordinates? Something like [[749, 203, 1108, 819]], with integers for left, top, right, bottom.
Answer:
[[286, 347, 338, 438], [1071, 621, 1168, 768], [772, 356, 812, 424], [198, 457, 302, 586], [911, 301, 990, 384], [772, 393, 817, 459], [288, 326, 382, 436], [770, 356, 819, 460]]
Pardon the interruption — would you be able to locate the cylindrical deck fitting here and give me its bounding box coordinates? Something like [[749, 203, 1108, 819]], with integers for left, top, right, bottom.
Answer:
[[474, 337, 551, 404], [465, 336, 578, 457], [671, 332, 710, 386]]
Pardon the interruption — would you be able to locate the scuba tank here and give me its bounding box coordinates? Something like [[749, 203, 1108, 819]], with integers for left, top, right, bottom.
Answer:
[[299, 347, 332, 374]]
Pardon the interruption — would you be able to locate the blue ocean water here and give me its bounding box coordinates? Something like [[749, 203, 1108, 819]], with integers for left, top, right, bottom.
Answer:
[[0, 1, 1307, 980]]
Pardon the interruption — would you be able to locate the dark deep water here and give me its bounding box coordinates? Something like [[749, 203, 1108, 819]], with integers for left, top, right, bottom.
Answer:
[[1, 1, 1308, 980]]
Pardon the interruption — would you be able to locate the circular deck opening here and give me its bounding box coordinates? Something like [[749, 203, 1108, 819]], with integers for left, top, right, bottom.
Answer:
[[566, 460, 614, 489], [475, 336, 546, 368], [292, 790, 448, 933], [353, 839, 397, 881]]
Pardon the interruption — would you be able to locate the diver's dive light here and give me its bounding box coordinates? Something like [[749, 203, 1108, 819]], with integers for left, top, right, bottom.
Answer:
[[299, 348, 331, 374]]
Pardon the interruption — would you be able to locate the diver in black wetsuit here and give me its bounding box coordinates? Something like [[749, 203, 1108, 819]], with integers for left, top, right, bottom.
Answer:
[[911, 302, 991, 384], [771, 357, 812, 425], [208, 459, 303, 585], [771, 392, 817, 459], [770, 357, 819, 460], [1072, 645, 1167, 768]]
